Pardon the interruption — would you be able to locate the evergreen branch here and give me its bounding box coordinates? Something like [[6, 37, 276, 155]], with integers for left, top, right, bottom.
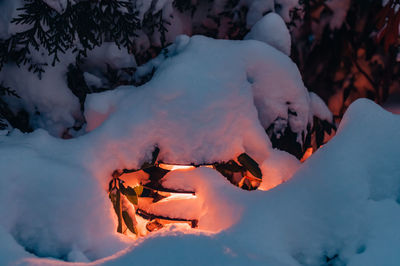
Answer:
[[0, 0, 140, 75]]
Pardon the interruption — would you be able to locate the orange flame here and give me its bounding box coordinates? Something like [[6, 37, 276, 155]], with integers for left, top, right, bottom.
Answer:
[[300, 147, 313, 162], [158, 163, 196, 171]]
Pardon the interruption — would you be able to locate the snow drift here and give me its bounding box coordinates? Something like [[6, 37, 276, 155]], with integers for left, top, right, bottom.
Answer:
[[0, 35, 398, 266], [2, 99, 399, 266]]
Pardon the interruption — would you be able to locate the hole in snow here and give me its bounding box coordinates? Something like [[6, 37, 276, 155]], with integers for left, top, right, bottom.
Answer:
[[108, 149, 268, 238]]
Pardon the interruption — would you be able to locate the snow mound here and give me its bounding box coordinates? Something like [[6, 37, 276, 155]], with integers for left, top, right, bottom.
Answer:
[[309, 91, 333, 121], [3, 35, 398, 266], [8, 99, 399, 266], [244, 0, 299, 26], [245, 12, 292, 56], [0, 35, 322, 263], [0, 130, 128, 262], [84, 35, 317, 176]]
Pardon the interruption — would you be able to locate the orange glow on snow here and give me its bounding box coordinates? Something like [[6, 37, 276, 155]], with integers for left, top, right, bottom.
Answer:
[[114, 158, 294, 238], [257, 179, 285, 191]]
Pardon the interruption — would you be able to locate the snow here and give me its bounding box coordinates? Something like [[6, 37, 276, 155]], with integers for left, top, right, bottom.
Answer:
[[98, 99, 399, 266], [0, 0, 82, 136], [84, 86, 131, 132], [0, 30, 399, 265], [0, 34, 317, 262], [309, 92, 333, 122], [0, 225, 33, 265], [0, 3, 139, 136], [85, 35, 317, 169], [0, 0, 305, 136], [42, 0, 68, 14], [153, 0, 174, 15], [133, 35, 191, 82], [245, 12, 292, 56], [3, 99, 398, 265], [0, 54, 82, 136], [0, 129, 129, 262], [84, 42, 137, 71], [0, 0, 17, 39], [83, 72, 103, 89], [325, 0, 351, 30], [274, 0, 299, 22], [258, 148, 300, 191], [243, 0, 299, 27], [134, 0, 153, 22], [0, 19, 137, 136], [245, 0, 275, 27]]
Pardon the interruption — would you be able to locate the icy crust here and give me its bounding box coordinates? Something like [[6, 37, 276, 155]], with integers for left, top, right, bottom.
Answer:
[[8, 99, 400, 265], [85, 36, 313, 170]]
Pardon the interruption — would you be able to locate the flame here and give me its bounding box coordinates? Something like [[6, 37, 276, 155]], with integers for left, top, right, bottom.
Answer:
[[300, 147, 313, 162], [114, 161, 260, 238], [157, 193, 197, 202], [158, 163, 196, 171], [158, 163, 215, 171], [300, 145, 325, 162]]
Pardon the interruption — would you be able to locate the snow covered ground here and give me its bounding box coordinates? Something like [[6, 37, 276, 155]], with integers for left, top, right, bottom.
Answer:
[[1, 98, 399, 266], [0, 33, 398, 266]]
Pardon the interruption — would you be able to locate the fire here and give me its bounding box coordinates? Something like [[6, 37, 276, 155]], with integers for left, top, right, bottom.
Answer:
[[111, 153, 264, 237], [157, 193, 197, 202], [158, 163, 196, 171], [111, 163, 203, 237], [301, 145, 325, 162], [300, 147, 313, 162], [158, 163, 215, 171]]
